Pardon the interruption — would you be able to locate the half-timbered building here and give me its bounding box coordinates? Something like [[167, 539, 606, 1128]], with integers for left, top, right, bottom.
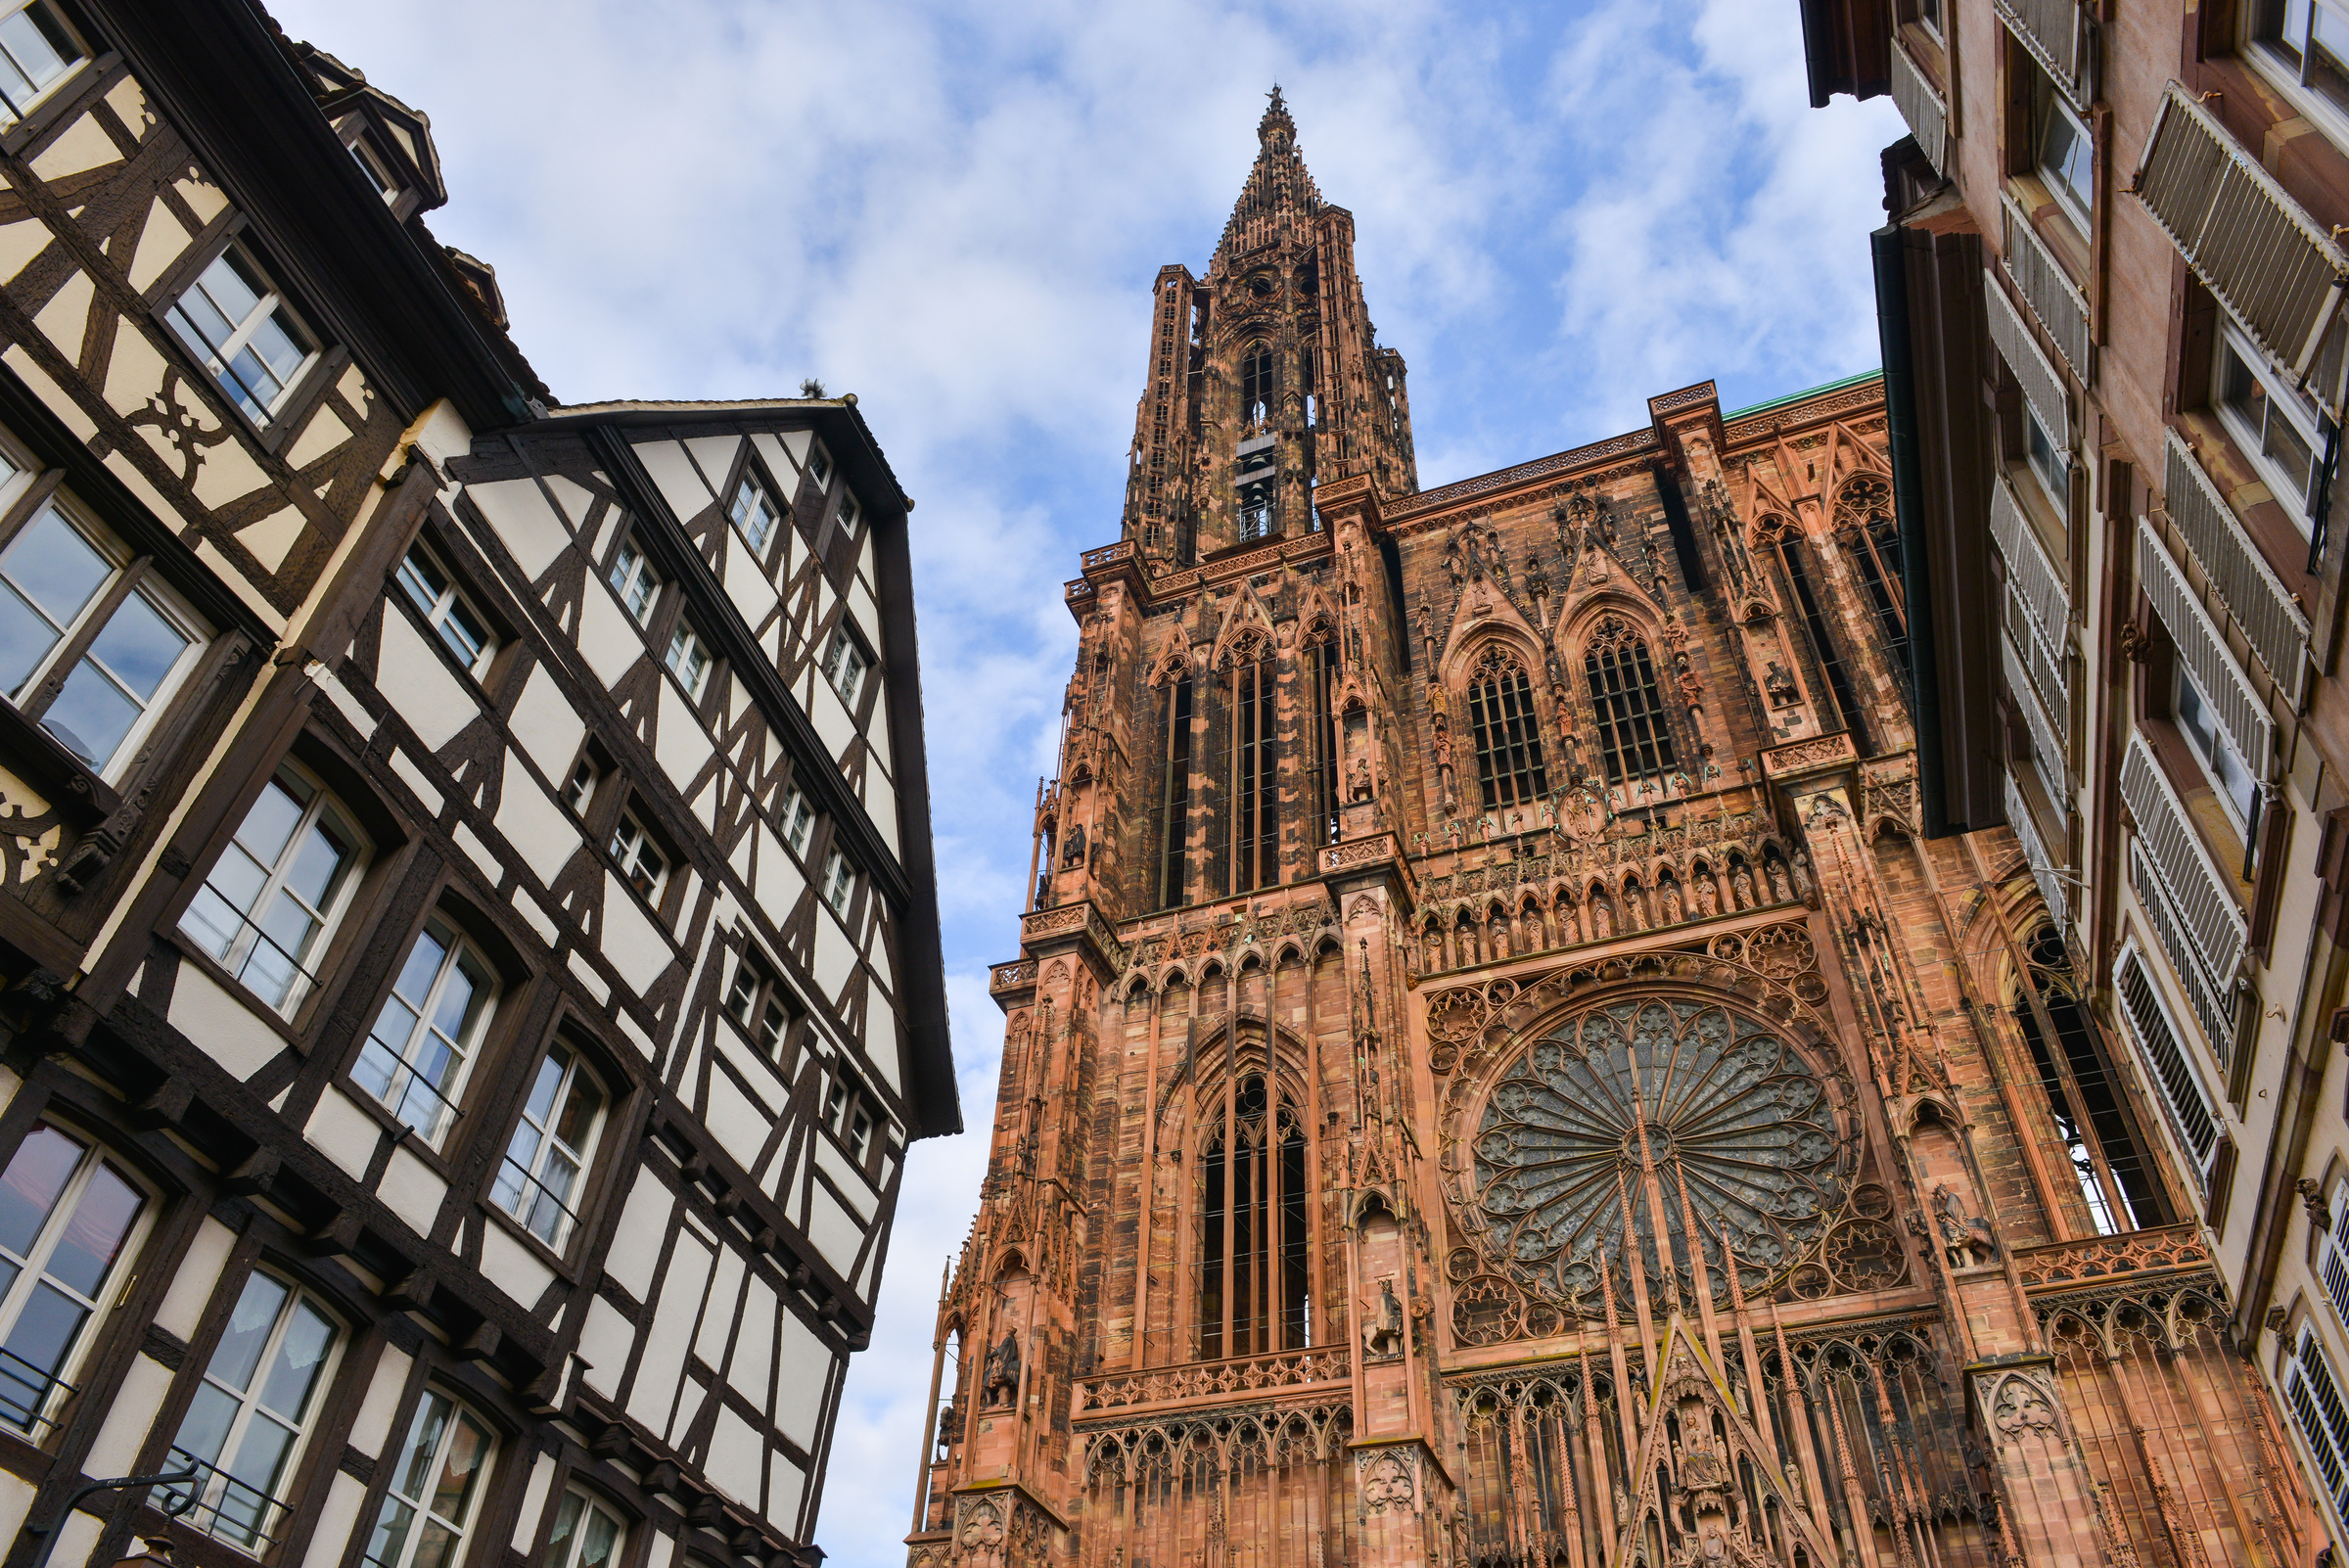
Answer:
[[0, 5, 955, 1568], [907, 90, 2322, 1568]]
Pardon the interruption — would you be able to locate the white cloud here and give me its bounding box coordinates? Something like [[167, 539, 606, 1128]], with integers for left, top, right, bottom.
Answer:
[[262, 2, 1905, 1563]]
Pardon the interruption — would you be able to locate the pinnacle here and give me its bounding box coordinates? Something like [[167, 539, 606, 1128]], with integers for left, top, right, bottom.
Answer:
[[1213, 84, 1323, 272]]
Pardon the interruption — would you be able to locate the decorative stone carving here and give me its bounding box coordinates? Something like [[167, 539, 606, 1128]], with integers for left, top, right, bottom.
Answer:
[[1358, 1449, 1416, 1513]]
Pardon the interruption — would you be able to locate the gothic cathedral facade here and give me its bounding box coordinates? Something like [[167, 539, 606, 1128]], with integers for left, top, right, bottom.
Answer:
[[906, 94, 2322, 1568]]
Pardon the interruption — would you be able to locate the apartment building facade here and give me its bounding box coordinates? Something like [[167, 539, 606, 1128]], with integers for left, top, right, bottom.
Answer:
[[0, 5, 954, 1568], [1801, 0, 2349, 1545]]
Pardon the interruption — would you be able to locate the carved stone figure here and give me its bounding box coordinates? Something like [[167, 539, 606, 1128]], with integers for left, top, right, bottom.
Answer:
[[1764, 659, 1798, 706], [1061, 820, 1086, 869], [937, 1401, 959, 1452], [982, 1331, 1021, 1406], [1590, 898, 1614, 939], [1934, 1183, 1997, 1267], [1766, 858, 1792, 904], [1363, 1279, 1405, 1359], [1349, 756, 1374, 802], [1659, 880, 1683, 925], [1791, 849, 1816, 905], [1694, 876, 1719, 917], [1731, 865, 1757, 908]]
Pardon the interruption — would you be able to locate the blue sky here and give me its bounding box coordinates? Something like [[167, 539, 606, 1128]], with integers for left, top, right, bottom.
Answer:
[[265, 2, 1903, 1561]]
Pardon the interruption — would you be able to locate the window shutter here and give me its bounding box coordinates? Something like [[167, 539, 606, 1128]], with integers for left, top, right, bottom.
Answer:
[[2134, 82, 2349, 418], [2163, 429, 2310, 704], [1990, 473, 2070, 642], [2287, 1327, 2349, 1522], [2004, 588, 2070, 732], [2136, 518, 2272, 775], [2001, 195, 2093, 381], [1998, 0, 2089, 109], [1985, 270, 2070, 449], [2126, 842, 2236, 1052], [2113, 944, 2220, 1176], [2004, 631, 2069, 804], [2325, 1185, 2349, 1330], [1890, 42, 1948, 175], [2120, 728, 2247, 989], [2003, 766, 2069, 927]]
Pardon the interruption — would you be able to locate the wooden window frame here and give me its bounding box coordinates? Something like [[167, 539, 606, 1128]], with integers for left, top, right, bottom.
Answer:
[[150, 224, 345, 452]]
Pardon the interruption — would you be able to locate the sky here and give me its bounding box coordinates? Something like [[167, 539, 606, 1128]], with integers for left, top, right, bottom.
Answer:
[[262, 1, 1903, 1562]]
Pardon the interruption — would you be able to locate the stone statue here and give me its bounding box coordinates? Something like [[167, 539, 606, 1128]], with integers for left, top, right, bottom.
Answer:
[[1363, 1279, 1405, 1359], [937, 1401, 959, 1452], [1694, 876, 1719, 917], [1061, 820, 1086, 869], [1591, 899, 1614, 939], [1792, 849, 1817, 905], [1934, 1183, 1997, 1268], [1659, 880, 1683, 925], [1764, 660, 1798, 706], [1731, 865, 1757, 908], [1766, 858, 1792, 903], [1349, 756, 1374, 802], [982, 1331, 1022, 1407], [1558, 900, 1581, 943]]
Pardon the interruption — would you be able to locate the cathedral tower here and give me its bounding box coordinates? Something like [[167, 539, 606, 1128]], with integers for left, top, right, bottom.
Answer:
[[907, 97, 2322, 1568]]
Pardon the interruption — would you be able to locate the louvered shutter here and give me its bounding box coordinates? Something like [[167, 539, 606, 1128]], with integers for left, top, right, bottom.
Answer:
[[2003, 767, 2069, 927], [1998, 0, 2088, 109], [2163, 429, 2310, 703], [2119, 729, 2247, 989], [1891, 42, 1948, 175], [1990, 473, 2070, 639], [2002, 195, 2093, 381], [2125, 844, 2238, 1054], [1985, 270, 2070, 446], [2134, 82, 2349, 418], [2004, 631, 2068, 805], [2113, 945, 2220, 1174], [2137, 518, 2273, 775]]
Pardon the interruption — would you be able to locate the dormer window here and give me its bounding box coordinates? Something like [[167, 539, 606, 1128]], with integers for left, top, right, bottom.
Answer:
[[347, 132, 402, 204], [0, 2, 83, 129]]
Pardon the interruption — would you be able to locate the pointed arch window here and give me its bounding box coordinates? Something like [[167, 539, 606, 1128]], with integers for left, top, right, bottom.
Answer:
[[1240, 341, 1275, 429], [1769, 525, 1869, 747], [2012, 922, 2167, 1234], [1305, 634, 1340, 848], [1197, 1071, 1308, 1359], [1154, 671, 1193, 908], [1835, 477, 1910, 688], [1465, 644, 1547, 809], [1584, 617, 1677, 785], [1222, 641, 1277, 895]]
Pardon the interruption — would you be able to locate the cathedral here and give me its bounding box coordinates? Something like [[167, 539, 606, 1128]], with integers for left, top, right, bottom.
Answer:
[[903, 92, 2324, 1568]]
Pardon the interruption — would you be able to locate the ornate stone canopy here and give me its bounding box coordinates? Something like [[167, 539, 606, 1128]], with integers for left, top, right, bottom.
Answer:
[[1468, 997, 1851, 1312]]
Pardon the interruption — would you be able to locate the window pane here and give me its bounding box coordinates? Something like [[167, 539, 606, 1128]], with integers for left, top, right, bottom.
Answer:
[[554, 1075, 604, 1149], [207, 1272, 292, 1394], [523, 1051, 567, 1128], [0, 510, 109, 636], [433, 1413, 490, 1522], [233, 778, 308, 871], [172, 1380, 242, 1466], [547, 1495, 583, 1568], [0, 6, 76, 108], [46, 1160, 140, 1296], [579, 1506, 621, 1568], [1, 1283, 88, 1398], [0, 1125, 82, 1258], [283, 814, 354, 911], [41, 661, 137, 766], [258, 1299, 336, 1420], [85, 590, 190, 701]]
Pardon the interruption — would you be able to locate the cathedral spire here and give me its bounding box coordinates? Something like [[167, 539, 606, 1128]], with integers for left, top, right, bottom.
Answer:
[[1212, 83, 1324, 273]]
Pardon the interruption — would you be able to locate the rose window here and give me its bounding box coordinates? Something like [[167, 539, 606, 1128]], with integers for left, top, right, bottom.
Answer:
[[1470, 999, 1849, 1311]]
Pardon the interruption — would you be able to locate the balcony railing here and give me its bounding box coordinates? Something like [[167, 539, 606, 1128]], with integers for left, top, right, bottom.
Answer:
[[2163, 429, 2310, 704], [1078, 1347, 1351, 1413], [161, 1447, 294, 1554]]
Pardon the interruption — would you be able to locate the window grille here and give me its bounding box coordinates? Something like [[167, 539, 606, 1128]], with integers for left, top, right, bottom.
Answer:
[[1584, 618, 1676, 785], [2113, 944, 2220, 1180], [1305, 640, 1340, 849], [2163, 429, 2310, 702], [1465, 646, 1548, 810], [2134, 81, 2349, 420]]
